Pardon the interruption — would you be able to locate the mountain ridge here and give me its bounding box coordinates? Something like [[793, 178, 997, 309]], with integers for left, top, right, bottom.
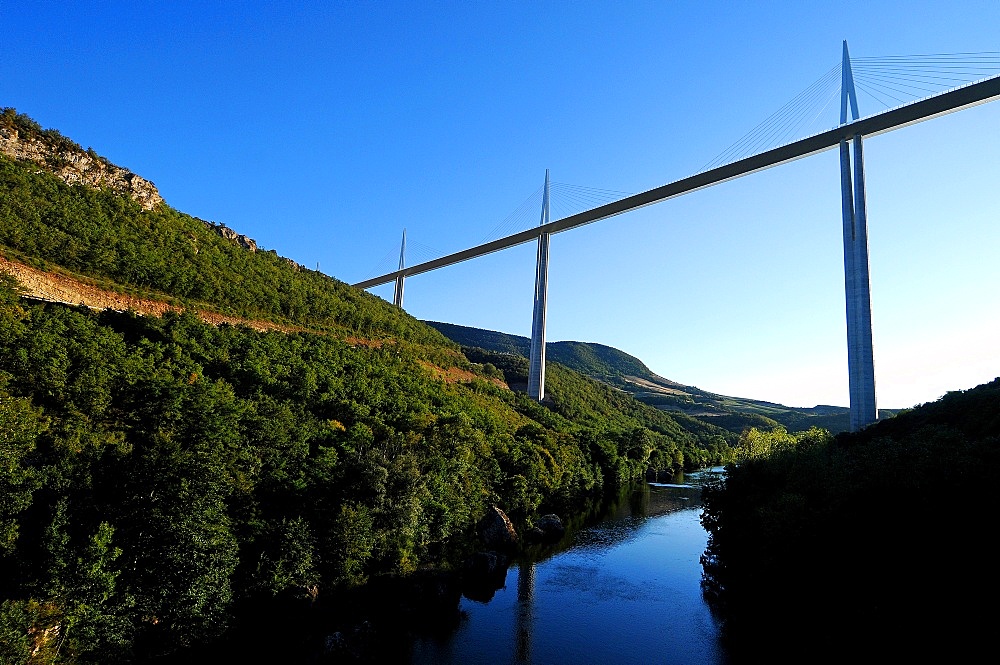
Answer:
[[424, 319, 896, 434]]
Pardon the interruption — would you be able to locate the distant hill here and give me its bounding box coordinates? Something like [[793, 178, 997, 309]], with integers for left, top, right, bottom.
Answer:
[[425, 321, 671, 383], [424, 320, 896, 434]]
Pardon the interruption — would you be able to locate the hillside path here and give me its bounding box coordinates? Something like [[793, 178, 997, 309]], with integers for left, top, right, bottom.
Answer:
[[0, 255, 298, 333]]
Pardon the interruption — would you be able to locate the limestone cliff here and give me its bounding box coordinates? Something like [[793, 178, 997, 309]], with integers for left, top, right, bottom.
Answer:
[[197, 218, 259, 253], [0, 110, 163, 211], [1, 108, 272, 255]]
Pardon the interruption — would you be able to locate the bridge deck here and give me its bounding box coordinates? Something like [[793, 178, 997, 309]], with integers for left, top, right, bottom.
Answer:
[[354, 74, 1000, 290]]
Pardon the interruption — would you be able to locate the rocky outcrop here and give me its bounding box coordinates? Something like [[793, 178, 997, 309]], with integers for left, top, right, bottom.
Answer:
[[198, 219, 258, 253], [0, 125, 163, 211], [476, 505, 518, 550], [0, 111, 264, 255], [526, 513, 565, 544]]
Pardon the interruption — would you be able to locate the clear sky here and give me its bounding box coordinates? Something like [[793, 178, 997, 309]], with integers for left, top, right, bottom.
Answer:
[[3, 1, 998, 409]]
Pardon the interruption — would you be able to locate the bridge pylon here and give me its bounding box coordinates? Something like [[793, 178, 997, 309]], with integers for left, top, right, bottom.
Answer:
[[839, 41, 877, 431], [528, 170, 551, 401], [393, 229, 406, 308]]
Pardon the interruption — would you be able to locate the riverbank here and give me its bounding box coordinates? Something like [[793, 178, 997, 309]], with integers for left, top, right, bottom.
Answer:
[[145, 472, 726, 663], [700, 382, 1000, 662]]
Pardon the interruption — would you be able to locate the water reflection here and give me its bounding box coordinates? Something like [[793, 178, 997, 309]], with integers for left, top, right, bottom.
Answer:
[[411, 467, 727, 665], [571, 468, 720, 555], [515, 560, 534, 663]]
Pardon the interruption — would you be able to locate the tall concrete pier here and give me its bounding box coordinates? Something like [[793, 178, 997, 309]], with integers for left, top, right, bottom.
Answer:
[[839, 41, 877, 431], [393, 229, 406, 308], [528, 170, 551, 401]]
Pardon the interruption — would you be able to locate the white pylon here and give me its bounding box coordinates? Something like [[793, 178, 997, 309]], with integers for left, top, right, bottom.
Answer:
[[528, 170, 551, 401], [393, 229, 406, 308], [839, 40, 877, 431]]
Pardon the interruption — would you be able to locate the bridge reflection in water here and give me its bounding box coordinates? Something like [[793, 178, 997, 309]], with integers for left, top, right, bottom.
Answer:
[[412, 468, 727, 665]]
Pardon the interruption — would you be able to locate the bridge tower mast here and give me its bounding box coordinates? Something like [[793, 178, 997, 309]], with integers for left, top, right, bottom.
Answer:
[[839, 41, 877, 431], [393, 229, 406, 308], [528, 170, 551, 401]]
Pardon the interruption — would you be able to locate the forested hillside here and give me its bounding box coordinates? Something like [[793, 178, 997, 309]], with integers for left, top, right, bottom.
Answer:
[[0, 108, 444, 345], [700, 378, 1000, 660], [0, 109, 734, 662]]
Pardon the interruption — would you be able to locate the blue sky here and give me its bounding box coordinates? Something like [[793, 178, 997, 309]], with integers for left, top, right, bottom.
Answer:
[[3, 1, 998, 409]]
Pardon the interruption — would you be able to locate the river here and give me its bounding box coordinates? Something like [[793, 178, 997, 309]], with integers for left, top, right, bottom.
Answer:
[[148, 468, 729, 664], [409, 467, 728, 664]]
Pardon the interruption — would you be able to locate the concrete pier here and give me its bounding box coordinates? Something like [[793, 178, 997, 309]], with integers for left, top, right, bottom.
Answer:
[[840, 42, 877, 431], [393, 229, 406, 308], [528, 171, 551, 401]]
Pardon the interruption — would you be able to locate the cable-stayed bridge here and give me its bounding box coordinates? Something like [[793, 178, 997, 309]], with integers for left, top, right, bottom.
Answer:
[[355, 43, 1000, 432]]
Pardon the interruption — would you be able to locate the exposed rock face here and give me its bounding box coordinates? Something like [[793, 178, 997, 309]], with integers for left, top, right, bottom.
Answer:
[[198, 219, 258, 253], [533, 513, 565, 542], [0, 125, 164, 211], [0, 255, 298, 333], [476, 505, 518, 550], [0, 112, 267, 255]]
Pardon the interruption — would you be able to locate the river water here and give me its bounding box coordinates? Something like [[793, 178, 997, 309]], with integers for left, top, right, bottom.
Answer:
[[410, 467, 728, 665]]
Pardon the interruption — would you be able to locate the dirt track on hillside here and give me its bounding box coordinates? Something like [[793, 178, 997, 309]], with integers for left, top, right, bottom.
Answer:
[[0, 256, 515, 392], [0, 255, 298, 333]]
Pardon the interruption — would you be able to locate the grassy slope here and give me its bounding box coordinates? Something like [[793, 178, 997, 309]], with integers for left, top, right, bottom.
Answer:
[[1, 111, 446, 346]]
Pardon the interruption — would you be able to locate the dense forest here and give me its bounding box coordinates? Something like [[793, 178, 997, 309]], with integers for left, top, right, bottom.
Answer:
[[701, 378, 1000, 660], [0, 109, 735, 662]]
